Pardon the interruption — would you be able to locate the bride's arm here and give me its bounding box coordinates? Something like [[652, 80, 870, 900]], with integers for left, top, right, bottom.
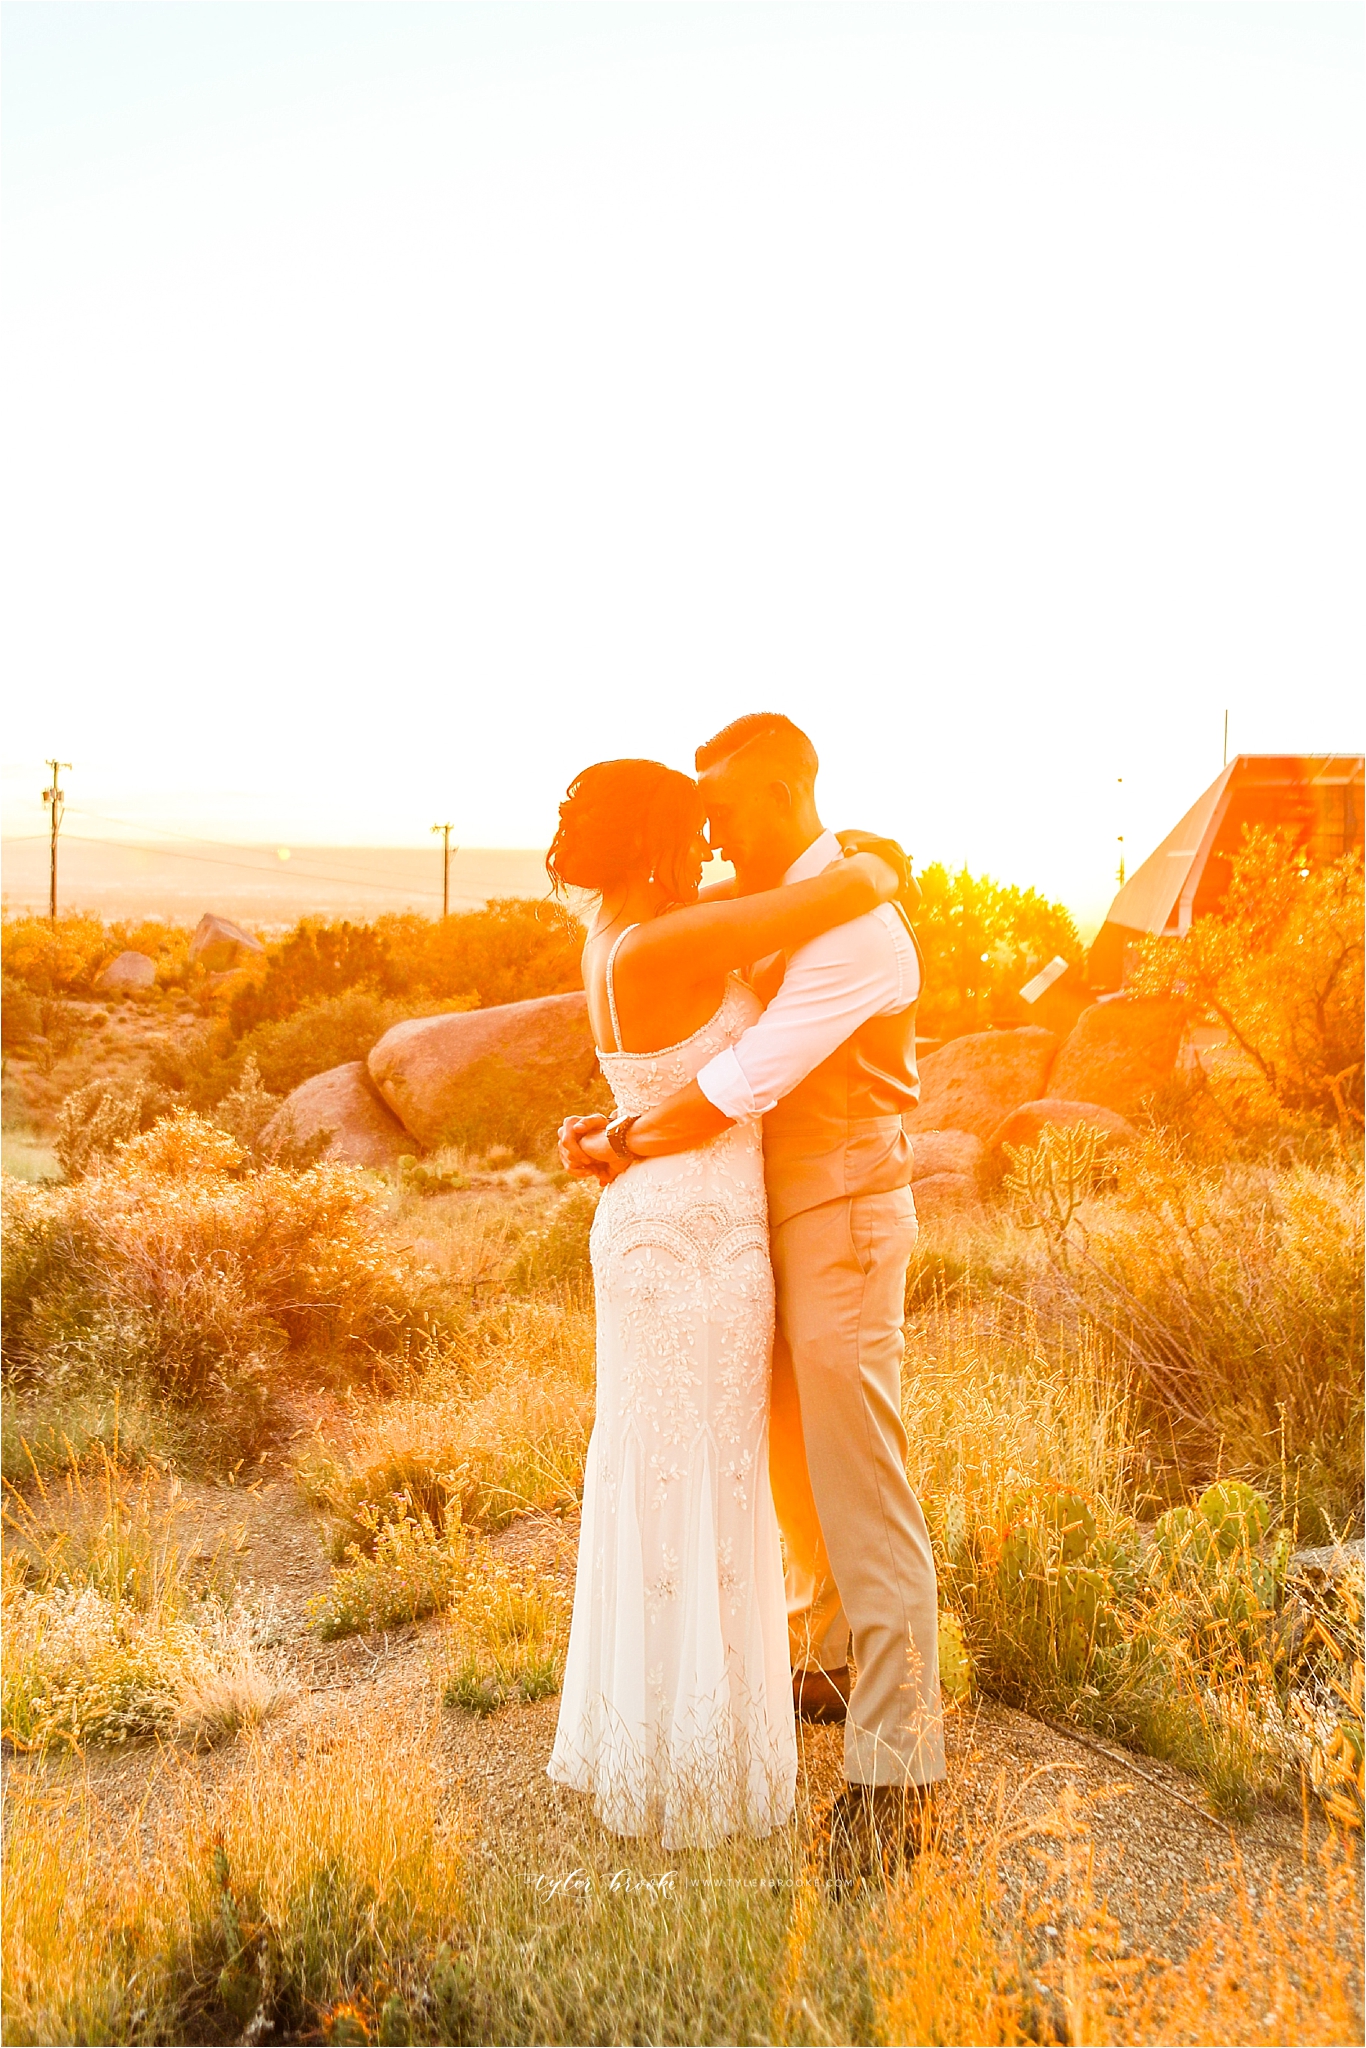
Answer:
[[620, 850, 898, 985]]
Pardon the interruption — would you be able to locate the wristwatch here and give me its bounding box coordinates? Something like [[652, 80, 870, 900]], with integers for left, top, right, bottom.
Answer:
[[605, 1113, 641, 1161]]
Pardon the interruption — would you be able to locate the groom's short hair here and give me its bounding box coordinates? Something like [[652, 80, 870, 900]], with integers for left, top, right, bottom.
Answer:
[[695, 713, 819, 785]]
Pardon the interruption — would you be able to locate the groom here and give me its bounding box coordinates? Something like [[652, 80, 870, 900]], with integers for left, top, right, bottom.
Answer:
[[560, 711, 944, 1870]]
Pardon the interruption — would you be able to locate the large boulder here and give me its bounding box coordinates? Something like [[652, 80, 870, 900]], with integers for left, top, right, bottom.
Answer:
[[1048, 998, 1185, 1118], [909, 1129, 986, 1183], [261, 1061, 414, 1170], [906, 1028, 1059, 1142], [95, 950, 156, 993], [190, 913, 266, 974], [989, 1097, 1138, 1154], [368, 991, 598, 1152], [911, 1172, 980, 1218]]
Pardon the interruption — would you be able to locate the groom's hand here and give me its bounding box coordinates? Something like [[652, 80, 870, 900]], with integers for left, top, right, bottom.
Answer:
[[559, 1113, 612, 1182]]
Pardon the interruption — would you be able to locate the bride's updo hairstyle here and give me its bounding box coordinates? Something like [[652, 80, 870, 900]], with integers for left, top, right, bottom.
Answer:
[[546, 759, 705, 901]]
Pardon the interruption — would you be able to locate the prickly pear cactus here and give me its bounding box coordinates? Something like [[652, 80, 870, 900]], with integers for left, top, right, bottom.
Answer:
[[1197, 1479, 1271, 1557], [1042, 1488, 1099, 1561], [1154, 1503, 1216, 1575], [938, 1609, 974, 1701]]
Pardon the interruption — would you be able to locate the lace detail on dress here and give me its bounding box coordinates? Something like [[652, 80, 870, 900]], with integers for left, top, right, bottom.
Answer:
[[547, 973, 796, 1848]]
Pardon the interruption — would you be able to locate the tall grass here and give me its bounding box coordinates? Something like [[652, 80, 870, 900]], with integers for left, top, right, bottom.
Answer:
[[2, 1446, 292, 1752], [901, 1287, 1363, 1821], [1062, 1141, 1363, 1536], [5, 1723, 1358, 2047], [298, 1300, 596, 1557], [2, 1706, 467, 2045]]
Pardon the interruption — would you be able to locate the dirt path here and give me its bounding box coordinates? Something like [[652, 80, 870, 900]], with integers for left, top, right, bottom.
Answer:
[[15, 1461, 1342, 1980]]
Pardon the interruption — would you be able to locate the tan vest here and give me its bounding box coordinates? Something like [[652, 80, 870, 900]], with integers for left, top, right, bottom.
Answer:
[[762, 908, 922, 1228]]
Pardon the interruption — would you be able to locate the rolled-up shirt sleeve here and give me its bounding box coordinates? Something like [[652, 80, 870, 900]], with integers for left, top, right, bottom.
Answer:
[[696, 908, 916, 1120]]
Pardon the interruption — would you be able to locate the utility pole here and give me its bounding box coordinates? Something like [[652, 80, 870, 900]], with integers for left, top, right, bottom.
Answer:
[[1115, 776, 1125, 888], [431, 822, 456, 919], [42, 759, 70, 922]]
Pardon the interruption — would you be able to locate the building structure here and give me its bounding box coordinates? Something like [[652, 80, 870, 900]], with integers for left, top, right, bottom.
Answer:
[[1087, 754, 1364, 992]]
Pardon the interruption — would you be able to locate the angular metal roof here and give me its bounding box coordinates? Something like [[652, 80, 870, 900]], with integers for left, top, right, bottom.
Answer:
[[1088, 753, 1363, 988]]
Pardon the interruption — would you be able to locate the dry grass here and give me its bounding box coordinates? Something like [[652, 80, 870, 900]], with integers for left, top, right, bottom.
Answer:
[[439, 1537, 572, 1714], [1, 1705, 467, 2045], [2, 1447, 292, 1753], [864, 1778, 1363, 2048], [298, 1300, 596, 1551]]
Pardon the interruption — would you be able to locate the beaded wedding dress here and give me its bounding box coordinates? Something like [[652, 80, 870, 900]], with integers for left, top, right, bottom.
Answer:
[[547, 933, 798, 1848]]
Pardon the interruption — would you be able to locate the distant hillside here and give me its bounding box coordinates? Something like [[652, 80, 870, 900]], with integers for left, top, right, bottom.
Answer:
[[0, 840, 551, 926]]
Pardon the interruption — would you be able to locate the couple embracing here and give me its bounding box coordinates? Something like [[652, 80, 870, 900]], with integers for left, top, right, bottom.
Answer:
[[546, 712, 943, 1880]]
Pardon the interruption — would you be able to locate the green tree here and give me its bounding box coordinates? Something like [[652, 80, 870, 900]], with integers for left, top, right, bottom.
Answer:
[[1130, 826, 1363, 1129], [913, 864, 1083, 1041]]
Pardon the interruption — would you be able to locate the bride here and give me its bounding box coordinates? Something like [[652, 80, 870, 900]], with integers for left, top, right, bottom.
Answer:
[[544, 758, 900, 1848]]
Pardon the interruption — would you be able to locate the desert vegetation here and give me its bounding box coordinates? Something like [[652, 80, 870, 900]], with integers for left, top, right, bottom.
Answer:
[[2, 836, 1361, 2043]]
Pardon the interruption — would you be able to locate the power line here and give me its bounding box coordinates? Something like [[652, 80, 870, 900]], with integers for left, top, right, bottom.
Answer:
[[61, 809, 449, 887], [53, 833, 446, 899]]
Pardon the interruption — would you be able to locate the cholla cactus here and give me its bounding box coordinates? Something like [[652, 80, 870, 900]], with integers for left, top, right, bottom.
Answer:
[[1003, 1122, 1109, 1252]]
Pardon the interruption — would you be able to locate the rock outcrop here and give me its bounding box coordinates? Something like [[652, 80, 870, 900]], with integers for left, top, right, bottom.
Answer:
[[94, 950, 156, 993], [190, 913, 266, 974], [261, 1061, 413, 1170], [1047, 998, 1184, 1118], [368, 991, 597, 1152], [907, 1027, 1059, 1141], [989, 1097, 1138, 1154], [908, 1129, 986, 1183], [910, 1171, 980, 1217]]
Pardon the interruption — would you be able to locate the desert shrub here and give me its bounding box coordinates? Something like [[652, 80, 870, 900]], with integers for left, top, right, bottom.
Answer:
[[1132, 825, 1364, 1129], [387, 895, 584, 1009], [209, 1054, 283, 1157], [146, 1017, 242, 1109], [228, 898, 585, 1037], [106, 917, 193, 990], [297, 1301, 595, 1550], [440, 1541, 572, 1713], [931, 1469, 1303, 1818], [1049, 1138, 1362, 1535], [432, 1054, 611, 1163], [306, 1506, 468, 1639], [2, 974, 42, 1048], [53, 1077, 176, 1179], [1, 914, 112, 997], [2, 1113, 451, 1466], [239, 988, 418, 1096], [509, 1180, 598, 1295], [2, 1379, 186, 1483], [913, 864, 1083, 1042], [1, 1452, 290, 1752], [1, 1708, 467, 2046], [903, 1288, 1362, 1820]]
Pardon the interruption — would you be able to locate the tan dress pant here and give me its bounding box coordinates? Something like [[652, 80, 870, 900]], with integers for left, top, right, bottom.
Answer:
[[768, 1185, 945, 1787]]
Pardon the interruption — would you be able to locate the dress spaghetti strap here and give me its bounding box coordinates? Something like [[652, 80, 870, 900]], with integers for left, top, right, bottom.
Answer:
[[603, 924, 639, 1053]]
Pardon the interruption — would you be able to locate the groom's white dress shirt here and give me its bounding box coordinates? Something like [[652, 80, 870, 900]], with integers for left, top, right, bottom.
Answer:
[[695, 828, 919, 1122]]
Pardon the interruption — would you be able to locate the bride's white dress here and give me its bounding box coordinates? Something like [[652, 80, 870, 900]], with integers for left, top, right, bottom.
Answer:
[[547, 941, 798, 1848]]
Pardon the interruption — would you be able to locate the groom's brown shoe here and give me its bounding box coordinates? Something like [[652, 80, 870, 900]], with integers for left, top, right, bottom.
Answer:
[[822, 1782, 942, 1894], [793, 1665, 851, 1724]]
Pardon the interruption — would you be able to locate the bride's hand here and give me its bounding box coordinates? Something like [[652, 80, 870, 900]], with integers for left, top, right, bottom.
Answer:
[[833, 848, 901, 905], [559, 1113, 608, 1178]]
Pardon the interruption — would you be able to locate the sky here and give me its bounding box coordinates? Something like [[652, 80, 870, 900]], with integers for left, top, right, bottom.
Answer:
[[2, 1, 1361, 931]]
